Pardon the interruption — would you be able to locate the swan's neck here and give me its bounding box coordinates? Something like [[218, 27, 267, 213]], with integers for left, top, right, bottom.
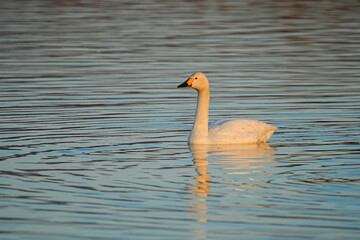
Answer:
[[191, 89, 209, 142]]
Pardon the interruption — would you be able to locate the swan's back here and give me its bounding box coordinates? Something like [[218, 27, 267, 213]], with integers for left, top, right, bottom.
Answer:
[[208, 119, 277, 144]]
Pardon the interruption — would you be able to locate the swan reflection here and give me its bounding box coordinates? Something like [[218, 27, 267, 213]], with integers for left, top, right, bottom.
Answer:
[[188, 143, 276, 223]]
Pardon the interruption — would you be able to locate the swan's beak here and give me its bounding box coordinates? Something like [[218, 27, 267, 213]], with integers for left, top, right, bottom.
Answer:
[[177, 78, 193, 88]]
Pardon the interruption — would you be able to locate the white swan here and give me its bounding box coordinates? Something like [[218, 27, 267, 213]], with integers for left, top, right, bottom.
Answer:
[[177, 72, 277, 144]]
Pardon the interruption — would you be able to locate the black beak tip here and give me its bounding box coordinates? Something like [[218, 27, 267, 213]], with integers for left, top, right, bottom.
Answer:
[[177, 81, 189, 88]]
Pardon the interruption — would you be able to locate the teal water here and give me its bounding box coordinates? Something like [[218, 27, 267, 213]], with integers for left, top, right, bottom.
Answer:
[[1, 1, 360, 239]]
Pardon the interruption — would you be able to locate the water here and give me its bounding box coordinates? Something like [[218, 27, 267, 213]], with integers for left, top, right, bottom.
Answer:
[[1, 0, 360, 239]]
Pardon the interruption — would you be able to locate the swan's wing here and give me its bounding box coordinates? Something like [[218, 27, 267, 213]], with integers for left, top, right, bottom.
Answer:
[[209, 119, 277, 144], [209, 119, 233, 129]]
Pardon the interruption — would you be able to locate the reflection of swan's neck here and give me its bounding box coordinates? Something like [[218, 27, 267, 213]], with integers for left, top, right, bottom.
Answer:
[[191, 89, 209, 142], [193, 158, 211, 197]]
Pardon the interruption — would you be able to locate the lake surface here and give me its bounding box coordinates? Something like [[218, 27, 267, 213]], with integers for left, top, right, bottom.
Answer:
[[1, 0, 360, 239]]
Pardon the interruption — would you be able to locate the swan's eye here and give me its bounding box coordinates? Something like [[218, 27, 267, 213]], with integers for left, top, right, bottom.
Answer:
[[195, 77, 197, 79]]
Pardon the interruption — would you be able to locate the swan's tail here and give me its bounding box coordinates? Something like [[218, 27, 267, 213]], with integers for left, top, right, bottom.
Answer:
[[259, 124, 277, 143]]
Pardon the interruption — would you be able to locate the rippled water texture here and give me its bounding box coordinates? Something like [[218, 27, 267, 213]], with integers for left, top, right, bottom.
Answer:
[[1, 1, 360, 239]]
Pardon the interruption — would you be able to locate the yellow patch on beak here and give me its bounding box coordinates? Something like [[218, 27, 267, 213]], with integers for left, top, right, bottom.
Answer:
[[187, 78, 194, 86]]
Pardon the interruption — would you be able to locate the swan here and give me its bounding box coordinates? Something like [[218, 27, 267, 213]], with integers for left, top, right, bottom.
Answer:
[[177, 72, 277, 144]]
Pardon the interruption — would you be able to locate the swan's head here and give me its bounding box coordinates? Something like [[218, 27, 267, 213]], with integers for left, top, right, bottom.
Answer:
[[177, 72, 209, 91]]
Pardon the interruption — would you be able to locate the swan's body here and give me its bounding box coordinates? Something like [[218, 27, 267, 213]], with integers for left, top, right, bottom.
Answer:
[[177, 72, 277, 144]]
